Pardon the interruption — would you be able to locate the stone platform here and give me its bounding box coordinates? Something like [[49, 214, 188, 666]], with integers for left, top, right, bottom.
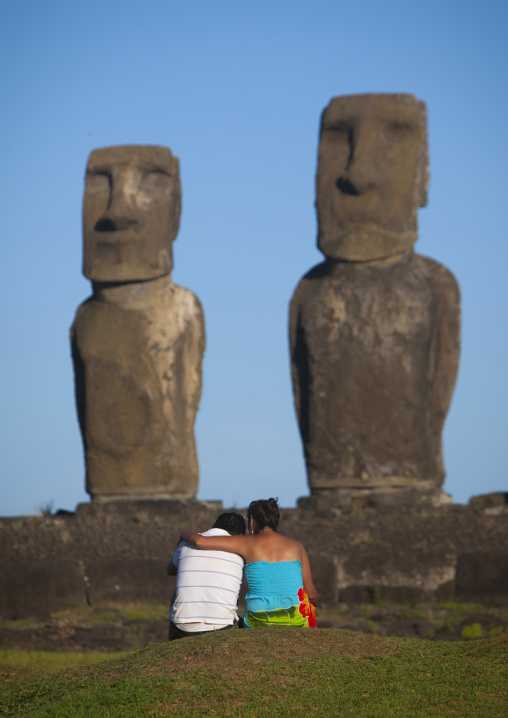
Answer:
[[1, 494, 507, 619]]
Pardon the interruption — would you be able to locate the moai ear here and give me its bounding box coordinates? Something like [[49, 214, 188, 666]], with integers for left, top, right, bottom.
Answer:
[[416, 100, 429, 208], [169, 156, 182, 243]]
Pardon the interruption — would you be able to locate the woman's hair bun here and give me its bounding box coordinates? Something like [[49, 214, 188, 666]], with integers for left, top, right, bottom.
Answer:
[[248, 497, 280, 531]]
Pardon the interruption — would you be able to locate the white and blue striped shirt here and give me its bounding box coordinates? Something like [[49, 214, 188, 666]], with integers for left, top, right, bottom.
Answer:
[[170, 528, 244, 632]]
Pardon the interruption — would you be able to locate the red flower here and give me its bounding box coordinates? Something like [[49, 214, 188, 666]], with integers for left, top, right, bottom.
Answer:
[[298, 588, 317, 627]]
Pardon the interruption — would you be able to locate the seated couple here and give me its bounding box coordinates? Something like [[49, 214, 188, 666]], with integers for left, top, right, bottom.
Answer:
[[167, 498, 318, 640]]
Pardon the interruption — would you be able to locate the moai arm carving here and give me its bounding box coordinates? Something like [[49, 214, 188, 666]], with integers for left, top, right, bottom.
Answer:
[[70, 316, 86, 444], [289, 279, 311, 448], [172, 291, 205, 435], [426, 262, 461, 460]]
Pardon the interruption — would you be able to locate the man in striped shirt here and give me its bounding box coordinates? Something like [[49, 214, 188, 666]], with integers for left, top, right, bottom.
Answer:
[[167, 512, 246, 640]]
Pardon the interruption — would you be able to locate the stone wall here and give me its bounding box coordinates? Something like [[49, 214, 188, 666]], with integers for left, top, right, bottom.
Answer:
[[1, 495, 507, 619]]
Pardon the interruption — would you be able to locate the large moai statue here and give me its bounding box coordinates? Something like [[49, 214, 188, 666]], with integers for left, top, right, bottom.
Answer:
[[71, 145, 205, 501], [290, 94, 460, 498]]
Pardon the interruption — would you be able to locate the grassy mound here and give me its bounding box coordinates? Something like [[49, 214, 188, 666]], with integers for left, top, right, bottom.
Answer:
[[1, 629, 507, 716]]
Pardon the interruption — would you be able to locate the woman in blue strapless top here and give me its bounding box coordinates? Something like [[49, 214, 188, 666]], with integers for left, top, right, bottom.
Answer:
[[180, 498, 318, 627]]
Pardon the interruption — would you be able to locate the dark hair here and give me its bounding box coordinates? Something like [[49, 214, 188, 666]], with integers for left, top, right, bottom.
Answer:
[[247, 498, 280, 532], [212, 512, 246, 536]]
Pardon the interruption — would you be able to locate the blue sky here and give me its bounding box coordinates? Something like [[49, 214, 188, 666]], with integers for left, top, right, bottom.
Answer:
[[1, 0, 507, 516]]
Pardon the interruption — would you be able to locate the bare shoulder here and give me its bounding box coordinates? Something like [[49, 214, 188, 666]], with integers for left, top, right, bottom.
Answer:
[[279, 534, 308, 562], [294, 539, 309, 559]]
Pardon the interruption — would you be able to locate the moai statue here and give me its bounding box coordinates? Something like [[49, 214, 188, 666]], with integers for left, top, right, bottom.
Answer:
[[71, 145, 205, 500], [290, 94, 460, 499]]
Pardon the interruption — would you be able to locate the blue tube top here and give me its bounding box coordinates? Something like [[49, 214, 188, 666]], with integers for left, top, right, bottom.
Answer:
[[244, 560, 303, 614]]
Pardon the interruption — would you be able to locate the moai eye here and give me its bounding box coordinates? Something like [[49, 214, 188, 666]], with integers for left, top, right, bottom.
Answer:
[[140, 170, 172, 192], [324, 122, 352, 148], [86, 172, 111, 194], [384, 120, 415, 141]]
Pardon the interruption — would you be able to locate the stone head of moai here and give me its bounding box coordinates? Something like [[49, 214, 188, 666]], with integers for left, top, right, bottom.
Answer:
[[316, 93, 429, 262], [83, 145, 181, 283]]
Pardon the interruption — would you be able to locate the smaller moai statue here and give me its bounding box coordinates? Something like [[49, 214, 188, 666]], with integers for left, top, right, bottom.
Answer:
[[290, 94, 460, 497], [71, 145, 205, 500]]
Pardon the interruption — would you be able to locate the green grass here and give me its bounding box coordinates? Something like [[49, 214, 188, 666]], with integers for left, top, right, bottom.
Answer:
[[461, 623, 483, 640], [1, 629, 507, 717], [0, 649, 132, 671], [52, 601, 169, 624], [490, 626, 505, 638], [0, 601, 169, 631], [1, 617, 46, 631]]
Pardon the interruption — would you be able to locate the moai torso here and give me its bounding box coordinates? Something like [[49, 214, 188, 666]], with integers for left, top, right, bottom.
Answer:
[[290, 253, 460, 490], [290, 95, 460, 494], [71, 146, 205, 500]]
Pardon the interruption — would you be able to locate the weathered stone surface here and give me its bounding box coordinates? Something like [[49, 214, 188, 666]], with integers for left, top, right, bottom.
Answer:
[[290, 94, 460, 493], [290, 254, 460, 490], [0, 559, 87, 619], [83, 145, 181, 283], [316, 93, 429, 262], [455, 552, 508, 603], [85, 559, 173, 605], [75, 498, 223, 521], [306, 554, 340, 605], [298, 487, 452, 512], [72, 145, 205, 499], [337, 549, 456, 605], [469, 492, 508, 510], [72, 276, 204, 498]]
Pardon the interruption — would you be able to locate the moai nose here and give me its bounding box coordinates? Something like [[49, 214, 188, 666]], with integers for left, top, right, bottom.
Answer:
[[338, 124, 380, 195], [95, 167, 141, 231], [95, 211, 136, 232]]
